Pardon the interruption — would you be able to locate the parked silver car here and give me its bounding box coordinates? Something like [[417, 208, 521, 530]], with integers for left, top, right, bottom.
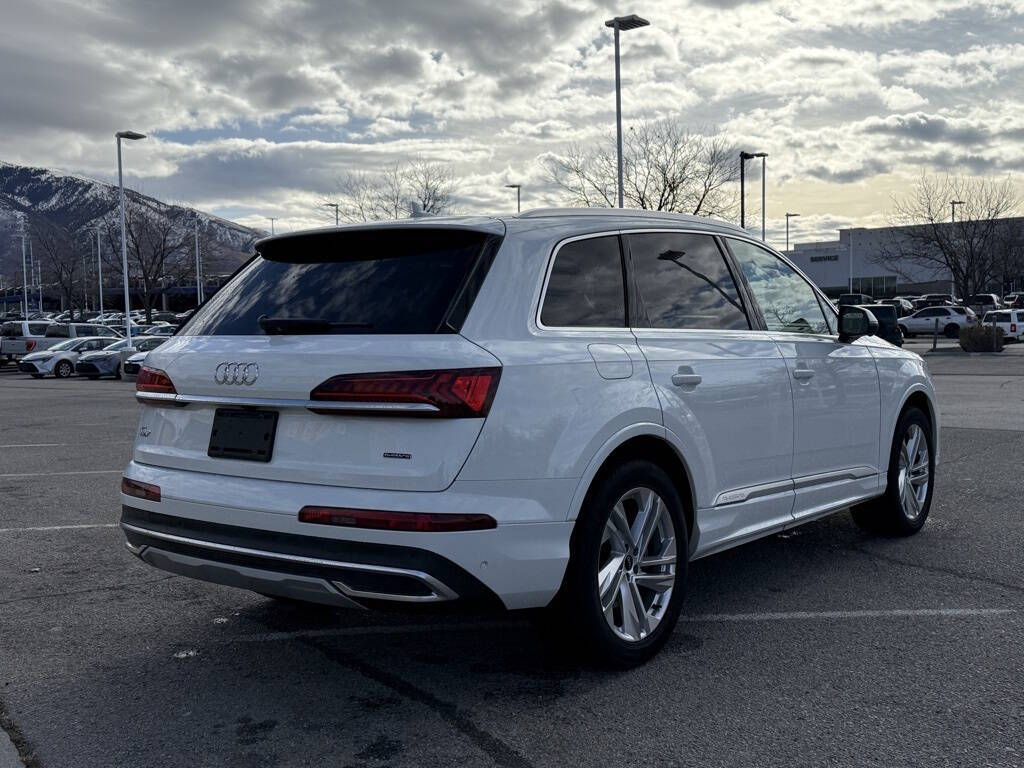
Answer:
[[17, 337, 116, 378], [75, 336, 166, 379]]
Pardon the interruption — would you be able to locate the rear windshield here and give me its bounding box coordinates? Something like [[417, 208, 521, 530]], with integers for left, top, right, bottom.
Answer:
[[183, 228, 499, 336]]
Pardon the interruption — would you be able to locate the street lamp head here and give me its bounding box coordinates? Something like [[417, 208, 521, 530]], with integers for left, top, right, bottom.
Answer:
[[739, 151, 755, 160], [605, 14, 650, 30], [504, 184, 521, 189], [752, 152, 768, 158], [951, 200, 965, 205], [115, 131, 146, 141], [786, 212, 800, 218]]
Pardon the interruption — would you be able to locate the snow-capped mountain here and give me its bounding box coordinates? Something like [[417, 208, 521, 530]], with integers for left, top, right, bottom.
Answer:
[[0, 161, 262, 279]]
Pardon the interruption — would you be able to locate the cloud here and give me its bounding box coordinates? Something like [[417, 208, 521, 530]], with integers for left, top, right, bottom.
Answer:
[[0, 0, 1023, 239]]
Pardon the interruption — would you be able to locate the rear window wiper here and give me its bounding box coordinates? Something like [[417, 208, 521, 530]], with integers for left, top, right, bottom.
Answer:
[[257, 316, 374, 335]]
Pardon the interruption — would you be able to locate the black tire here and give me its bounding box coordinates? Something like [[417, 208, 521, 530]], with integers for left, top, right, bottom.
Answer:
[[944, 323, 959, 338], [539, 459, 688, 667], [30, 373, 43, 379], [54, 360, 74, 378], [114, 363, 122, 380], [898, 324, 910, 338], [86, 375, 99, 380], [851, 407, 934, 536]]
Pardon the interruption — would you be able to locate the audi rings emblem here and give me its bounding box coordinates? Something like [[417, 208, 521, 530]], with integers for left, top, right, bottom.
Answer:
[[214, 362, 259, 385]]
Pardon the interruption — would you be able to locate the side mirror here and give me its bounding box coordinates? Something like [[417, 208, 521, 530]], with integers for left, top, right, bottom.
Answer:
[[838, 305, 878, 343]]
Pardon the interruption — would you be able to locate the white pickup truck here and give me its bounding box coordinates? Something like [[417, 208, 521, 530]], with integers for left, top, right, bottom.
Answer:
[[0, 321, 120, 365]]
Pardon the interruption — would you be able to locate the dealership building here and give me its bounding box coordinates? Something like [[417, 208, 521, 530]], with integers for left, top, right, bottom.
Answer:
[[783, 218, 1024, 299]]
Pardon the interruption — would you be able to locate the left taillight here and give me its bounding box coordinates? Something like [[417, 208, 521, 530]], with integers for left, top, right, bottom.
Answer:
[[136, 366, 176, 394], [25, 340, 36, 352], [121, 477, 161, 502], [309, 367, 501, 418]]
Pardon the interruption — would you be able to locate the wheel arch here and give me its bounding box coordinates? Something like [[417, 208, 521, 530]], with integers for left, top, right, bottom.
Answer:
[[897, 387, 940, 464], [566, 424, 699, 556]]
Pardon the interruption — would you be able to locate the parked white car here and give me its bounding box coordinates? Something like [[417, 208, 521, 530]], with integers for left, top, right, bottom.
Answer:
[[121, 210, 939, 665], [899, 305, 978, 338], [982, 309, 1024, 342], [17, 336, 116, 378]]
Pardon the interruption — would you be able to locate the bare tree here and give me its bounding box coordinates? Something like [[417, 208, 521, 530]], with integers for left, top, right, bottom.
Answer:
[[330, 160, 457, 222], [876, 173, 1022, 298], [545, 121, 739, 218], [101, 197, 193, 321], [29, 217, 93, 318]]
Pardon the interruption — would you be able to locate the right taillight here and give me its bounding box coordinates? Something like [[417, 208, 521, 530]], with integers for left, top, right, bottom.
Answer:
[[136, 366, 177, 394], [310, 368, 501, 418], [25, 340, 36, 352]]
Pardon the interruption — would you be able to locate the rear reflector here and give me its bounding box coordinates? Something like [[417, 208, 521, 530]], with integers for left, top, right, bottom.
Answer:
[[136, 366, 177, 394], [121, 477, 161, 502], [298, 506, 496, 532], [310, 367, 501, 418]]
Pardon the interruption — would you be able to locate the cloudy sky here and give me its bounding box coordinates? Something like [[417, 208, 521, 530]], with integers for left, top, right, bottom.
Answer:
[[3, 0, 1023, 248]]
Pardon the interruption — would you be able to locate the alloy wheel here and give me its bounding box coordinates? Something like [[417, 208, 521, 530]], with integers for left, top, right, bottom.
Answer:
[[898, 424, 930, 520], [597, 487, 677, 642]]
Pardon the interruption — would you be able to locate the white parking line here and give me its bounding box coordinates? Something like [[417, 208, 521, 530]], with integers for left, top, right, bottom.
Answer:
[[0, 523, 119, 533], [0, 469, 121, 479], [681, 608, 1015, 622], [0, 443, 67, 448], [223, 607, 1016, 644]]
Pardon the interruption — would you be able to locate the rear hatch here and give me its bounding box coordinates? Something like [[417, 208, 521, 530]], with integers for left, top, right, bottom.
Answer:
[[135, 223, 504, 493]]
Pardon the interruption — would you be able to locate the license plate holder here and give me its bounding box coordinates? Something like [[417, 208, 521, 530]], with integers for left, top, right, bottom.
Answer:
[[208, 408, 278, 463]]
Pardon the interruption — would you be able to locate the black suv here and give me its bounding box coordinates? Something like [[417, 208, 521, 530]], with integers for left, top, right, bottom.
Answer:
[[860, 304, 903, 346]]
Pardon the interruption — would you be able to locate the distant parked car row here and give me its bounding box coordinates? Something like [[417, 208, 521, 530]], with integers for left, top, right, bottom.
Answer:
[[16, 335, 167, 379]]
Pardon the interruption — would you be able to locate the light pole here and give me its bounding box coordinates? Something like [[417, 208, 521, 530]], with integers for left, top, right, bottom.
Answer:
[[848, 230, 856, 293], [194, 218, 203, 305], [739, 151, 766, 230], [505, 184, 521, 213], [323, 203, 339, 226], [605, 14, 650, 208], [951, 199, 964, 223], [116, 130, 145, 348], [785, 212, 800, 252], [760, 154, 767, 242], [20, 225, 28, 317], [95, 227, 104, 313], [268, 217, 277, 235]]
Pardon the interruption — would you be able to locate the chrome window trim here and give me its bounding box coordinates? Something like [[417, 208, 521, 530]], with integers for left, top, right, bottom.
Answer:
[[535, 227, 770, 335], [120, 522, 459, 602]]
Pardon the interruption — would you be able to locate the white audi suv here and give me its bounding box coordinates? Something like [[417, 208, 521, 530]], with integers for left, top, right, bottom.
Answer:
[[121, 209, 939, 665]]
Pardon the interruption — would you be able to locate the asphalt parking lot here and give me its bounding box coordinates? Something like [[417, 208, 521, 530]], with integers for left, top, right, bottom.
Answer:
[[1, 353, 1022, 768]]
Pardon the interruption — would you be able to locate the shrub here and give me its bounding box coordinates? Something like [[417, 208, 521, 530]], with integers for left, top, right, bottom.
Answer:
[[959, 325, 1004, 352]]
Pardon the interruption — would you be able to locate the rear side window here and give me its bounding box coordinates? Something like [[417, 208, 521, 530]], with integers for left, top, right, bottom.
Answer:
[[28, 323, 50, 335], [541, 236, 626, 328], [628, 233, 748, 330], [184, 228, 499, 336], [1, 323, 19, 337], [46, 325, 70, 338]]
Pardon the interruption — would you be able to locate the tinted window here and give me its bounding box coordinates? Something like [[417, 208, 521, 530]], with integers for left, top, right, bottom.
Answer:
[[45, 324, 70, 338], [917, 308, 943, 317], [1, 323, 20, 337], [728, 239, 829, 334], [184, 228, 495, 336], [628, 233, 748, 330], [28, 323, 50, 335], [541, 236, 625, 327]]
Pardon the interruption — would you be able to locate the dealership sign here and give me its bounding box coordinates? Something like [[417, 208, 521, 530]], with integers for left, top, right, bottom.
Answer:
[[810, 254, 839, 262]]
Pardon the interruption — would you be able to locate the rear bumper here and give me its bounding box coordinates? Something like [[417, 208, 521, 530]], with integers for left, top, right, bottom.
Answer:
[[120, 461, 576, 610]]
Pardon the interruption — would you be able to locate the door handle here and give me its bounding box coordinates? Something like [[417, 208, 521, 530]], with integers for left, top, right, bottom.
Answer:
[[671, 366, 702, 387], [792, 368, 815, 380]]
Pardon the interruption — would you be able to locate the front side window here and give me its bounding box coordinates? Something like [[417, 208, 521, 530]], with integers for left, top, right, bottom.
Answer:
[[727, 239, 830, 335], [627, 233, 749, 330], [28, 323, 50, 335], [541, 236, 626, 328]]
